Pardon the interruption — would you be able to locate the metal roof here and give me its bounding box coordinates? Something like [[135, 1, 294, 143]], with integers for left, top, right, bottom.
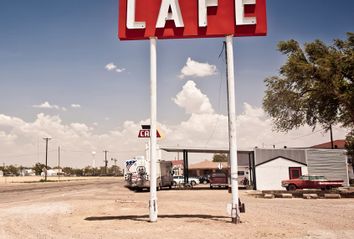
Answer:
[[160, 146, 253, 154]]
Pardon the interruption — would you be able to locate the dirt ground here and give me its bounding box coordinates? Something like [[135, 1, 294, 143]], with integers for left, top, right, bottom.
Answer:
[[0, 177, 353, 239], [0, 176, 102, 184]]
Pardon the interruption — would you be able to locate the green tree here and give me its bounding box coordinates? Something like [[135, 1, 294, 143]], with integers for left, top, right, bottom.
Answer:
[[32, 162, 47, 175], [5, 165, 20, 176], [62, 167, 74, 176], [212, 153, 228, 162], [263, 33, 354, 132], [73, 168, 84, 176]]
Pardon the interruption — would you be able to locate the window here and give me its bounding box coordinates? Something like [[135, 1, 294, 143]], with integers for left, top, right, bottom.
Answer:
[[238, 171, 245, 176], [289, 167, 302, 179]]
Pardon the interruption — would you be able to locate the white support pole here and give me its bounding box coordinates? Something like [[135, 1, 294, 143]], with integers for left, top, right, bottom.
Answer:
[[225, 35, 240, 224], [149, 37, 158, 222]]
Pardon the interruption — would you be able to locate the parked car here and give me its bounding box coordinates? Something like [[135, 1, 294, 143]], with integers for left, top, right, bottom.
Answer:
[[198, 175, 210, 184], [173, 175, 200, 186], [209, 173, 228, 189], [281, 175, 344, 191]]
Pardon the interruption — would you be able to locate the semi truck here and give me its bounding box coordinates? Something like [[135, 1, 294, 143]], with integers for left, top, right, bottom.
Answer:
[[125, 156, 174, 191]]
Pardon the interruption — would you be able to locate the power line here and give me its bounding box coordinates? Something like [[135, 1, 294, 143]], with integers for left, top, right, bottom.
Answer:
[[271, 129, 325, 146], [204, 41, 227, 147]]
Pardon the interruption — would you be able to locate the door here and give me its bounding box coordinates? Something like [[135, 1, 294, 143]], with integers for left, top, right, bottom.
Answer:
[[289, 167, 302, 179]]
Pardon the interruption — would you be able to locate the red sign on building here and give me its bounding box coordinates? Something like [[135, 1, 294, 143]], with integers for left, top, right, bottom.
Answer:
[[119, 0, 267, 40]]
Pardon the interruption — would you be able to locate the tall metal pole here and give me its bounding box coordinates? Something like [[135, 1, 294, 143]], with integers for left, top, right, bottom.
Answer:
[[3, 163, 6, 184], [111, 158, 118, 176], [225, 35, 240, 224], [91, 151, 96, 176], [58, 146, 61, 181], [149, 37, 158, 222], [43, 137, 51, 182], [330, 124, 334, 149], [103, 150, 109, 175]]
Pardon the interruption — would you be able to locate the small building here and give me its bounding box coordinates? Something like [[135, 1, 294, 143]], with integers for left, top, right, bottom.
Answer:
[[188, 159, 251, 186], [20, 169, 36, 176], [40, 169, 62, 177], [311, 140, 346, 149], [254, 148, 349, 190], [0, 170, 3, 177], [188, 160, 228, 176]]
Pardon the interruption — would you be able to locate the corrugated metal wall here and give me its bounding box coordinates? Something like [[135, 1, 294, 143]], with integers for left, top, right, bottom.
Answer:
[[306, 149, 349, 186]]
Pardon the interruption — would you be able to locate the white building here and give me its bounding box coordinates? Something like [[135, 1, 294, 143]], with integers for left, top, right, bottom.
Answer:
[[255, 156, 308, 190], [41, 169, 62, 177], [0, 170, 3, 177], [20, 169, 36, 176]]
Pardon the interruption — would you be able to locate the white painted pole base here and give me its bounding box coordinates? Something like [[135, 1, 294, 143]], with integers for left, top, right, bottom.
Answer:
[[149, 199, 158, 222]]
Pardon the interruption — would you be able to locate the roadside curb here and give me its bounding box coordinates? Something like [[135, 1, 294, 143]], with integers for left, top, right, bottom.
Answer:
[[303, 194, 319, 199], [281, 193, 293, 198], [324, 194, 341, 199], [263, 193, 274, 199]]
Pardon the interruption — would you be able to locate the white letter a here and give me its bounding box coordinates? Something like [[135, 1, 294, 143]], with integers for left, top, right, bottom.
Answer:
[[156, 0, 184, 28]]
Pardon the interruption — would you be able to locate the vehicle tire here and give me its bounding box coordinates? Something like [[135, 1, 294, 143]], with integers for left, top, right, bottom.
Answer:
[[203, 180, 208, 184], [172, 181, 177, 186], [288, 184, 297, 191], [191, 181, 196, 186], [210, 185, 213, 189], [325, 185, 332, 191]]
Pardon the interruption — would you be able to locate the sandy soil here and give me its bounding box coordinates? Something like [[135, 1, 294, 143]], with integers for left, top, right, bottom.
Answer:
[[0, 178, 353, 239], [0, 176, 102, 184]]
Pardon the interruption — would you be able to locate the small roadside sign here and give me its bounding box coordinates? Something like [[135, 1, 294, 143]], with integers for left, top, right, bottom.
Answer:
[[138, 125, 161, 138]]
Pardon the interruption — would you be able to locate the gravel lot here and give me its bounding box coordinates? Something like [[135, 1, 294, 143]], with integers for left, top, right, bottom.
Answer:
[[0, 177, 353, 239]]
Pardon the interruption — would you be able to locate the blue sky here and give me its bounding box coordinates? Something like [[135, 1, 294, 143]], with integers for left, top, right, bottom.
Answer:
[[0, 0, 353, 167]]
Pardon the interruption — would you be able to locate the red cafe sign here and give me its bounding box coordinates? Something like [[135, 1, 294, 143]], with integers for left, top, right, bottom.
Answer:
[[119, 0, 267, 40]]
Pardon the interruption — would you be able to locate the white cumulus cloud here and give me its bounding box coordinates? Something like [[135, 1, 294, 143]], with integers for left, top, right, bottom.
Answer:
[[173, 80, 214, 114], [71, 104, 81, 108], [0, 83, 350, 168], [105, 63, 125, 73], [105, 63, 117, 71], [32, 101, 66, 111], [179, 57, 217, 79]]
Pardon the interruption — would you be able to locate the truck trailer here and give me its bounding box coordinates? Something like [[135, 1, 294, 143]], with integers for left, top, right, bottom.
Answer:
[[125, 156, 174, 191]]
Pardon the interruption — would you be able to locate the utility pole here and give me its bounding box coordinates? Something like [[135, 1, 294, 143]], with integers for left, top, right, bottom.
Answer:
[[91, 151, 96, 176], [58, 146, 61, 181], [43, 137, 51, 181], [3, 163, 6, 184], [103, 150, 109, 175], [111, 158, 118, 176], [329, 124, 334, 149]]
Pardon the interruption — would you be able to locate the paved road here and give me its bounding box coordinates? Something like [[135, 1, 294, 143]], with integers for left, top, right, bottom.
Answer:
[[0, 178, 120, 204]]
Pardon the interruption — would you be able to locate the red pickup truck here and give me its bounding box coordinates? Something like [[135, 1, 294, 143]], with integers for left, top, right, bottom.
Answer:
[[209, 173, 228, 189], [282, 175, 344, 191]]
